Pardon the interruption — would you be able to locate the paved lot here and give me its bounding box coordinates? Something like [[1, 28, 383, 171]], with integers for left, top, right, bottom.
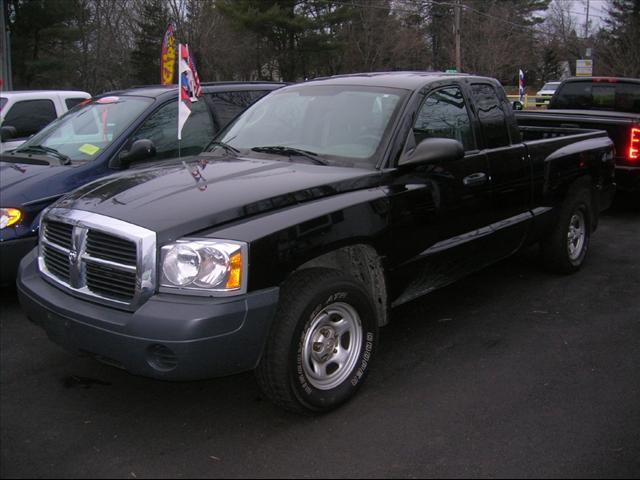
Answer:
[[1, 203, 639, 478]]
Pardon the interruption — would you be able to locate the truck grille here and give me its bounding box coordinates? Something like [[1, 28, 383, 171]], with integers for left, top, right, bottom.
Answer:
[[38, 208, 156, 311]]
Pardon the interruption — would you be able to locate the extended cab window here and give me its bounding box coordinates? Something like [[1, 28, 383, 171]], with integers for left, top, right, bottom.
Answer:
[[2, 99, 57, 138], [130, 98, 214, 160], [551, 81, 640, 113], [0, 97, 7, 112], [471, 83, 510, 148], [414, 86, 474, 150], [208, 90, 269, 130]]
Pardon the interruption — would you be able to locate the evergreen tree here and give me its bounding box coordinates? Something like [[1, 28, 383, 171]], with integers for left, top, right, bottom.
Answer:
[[595, 0, 640, 76], [8, 0, 84, 88], [130, 0, 171, 86]]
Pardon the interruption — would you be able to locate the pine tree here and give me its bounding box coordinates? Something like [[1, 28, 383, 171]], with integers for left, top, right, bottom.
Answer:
[[130, 0, 171, 86], [8, 0, 84, 88], [595, 0, 640, 76]]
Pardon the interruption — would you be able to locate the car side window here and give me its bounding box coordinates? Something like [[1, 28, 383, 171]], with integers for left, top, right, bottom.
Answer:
[[207, 90, 270, 131], [2, 99, 57, 138], [130, 99, 215, 160], [470, 83, 510, 148], [414, 86, 474, 150]]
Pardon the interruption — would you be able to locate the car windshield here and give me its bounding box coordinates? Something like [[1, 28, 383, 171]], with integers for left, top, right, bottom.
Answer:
[[14, 95, 153, 162], [218, 84, 407, 167], [541, 83, 559, 91]]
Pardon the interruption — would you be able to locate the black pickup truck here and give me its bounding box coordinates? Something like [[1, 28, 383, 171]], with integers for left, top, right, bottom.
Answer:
[[516, 77, 640, 195], [17, 72, 615, 413]]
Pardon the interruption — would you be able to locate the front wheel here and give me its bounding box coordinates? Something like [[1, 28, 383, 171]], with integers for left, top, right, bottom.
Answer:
[[541, 188, 592, 274], [256, 268, 379, 414]]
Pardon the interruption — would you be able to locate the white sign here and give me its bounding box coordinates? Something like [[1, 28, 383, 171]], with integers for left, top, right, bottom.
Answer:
[[576, 59, 593, 77]]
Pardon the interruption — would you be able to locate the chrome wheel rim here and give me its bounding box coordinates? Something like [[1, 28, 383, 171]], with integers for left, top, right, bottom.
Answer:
[[302, 302, 363, 391], [567, 210, 586, 261]]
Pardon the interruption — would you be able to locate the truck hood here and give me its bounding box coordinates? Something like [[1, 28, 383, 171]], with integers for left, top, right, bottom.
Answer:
[[0, 160, 73, 205], [54, 155, 381, 241]]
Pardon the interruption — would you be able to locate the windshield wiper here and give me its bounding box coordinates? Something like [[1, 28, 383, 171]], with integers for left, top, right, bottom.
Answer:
[[251, 145, 328, 165], [16, 145, 70, 165], [207, 140, 240, 157]]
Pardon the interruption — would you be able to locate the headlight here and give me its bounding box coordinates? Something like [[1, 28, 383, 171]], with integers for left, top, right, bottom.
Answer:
[[160, 239, 247, 295], [0, 208, 22, 229]]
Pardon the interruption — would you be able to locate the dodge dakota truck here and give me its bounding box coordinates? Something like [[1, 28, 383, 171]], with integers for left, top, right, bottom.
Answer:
[[516, 76, 640, 195], [17, 72, 616, 413]]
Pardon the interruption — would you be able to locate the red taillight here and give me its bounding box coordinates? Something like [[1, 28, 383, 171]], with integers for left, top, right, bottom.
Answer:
[[629, 127, 640, 161]]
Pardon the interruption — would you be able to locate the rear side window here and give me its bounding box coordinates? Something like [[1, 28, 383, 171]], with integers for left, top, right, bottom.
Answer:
[[207, 90, 270, 131], [65, 97, 88, 110], [2, 99, 57, 138], [130, 98, 215, 160], [471, 83, 510, 148], [0, 97, 7, 112], [551, 81, 640, 113], [414, 86, 475, 150]]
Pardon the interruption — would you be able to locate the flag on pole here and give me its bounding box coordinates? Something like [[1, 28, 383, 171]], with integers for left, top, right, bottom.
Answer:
[[178, 44, 202, 140], [518, 69, 525, 103], [160, 24, 176, 86]]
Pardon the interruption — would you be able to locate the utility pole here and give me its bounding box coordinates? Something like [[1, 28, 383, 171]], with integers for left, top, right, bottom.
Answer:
[[584, 0, 590, 38], [0, 0, 11, 90], [454, 0, 461, 72]]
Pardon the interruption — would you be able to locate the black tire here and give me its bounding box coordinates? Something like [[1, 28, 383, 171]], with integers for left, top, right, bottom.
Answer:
[[541, 187, 592, 274], [256, 268, 379, 414]]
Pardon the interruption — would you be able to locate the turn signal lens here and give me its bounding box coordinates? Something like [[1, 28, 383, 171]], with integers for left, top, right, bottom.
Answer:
[[0, 208, 22, 229], [226, 252, 243, 289], [629, 127, 640, 161]]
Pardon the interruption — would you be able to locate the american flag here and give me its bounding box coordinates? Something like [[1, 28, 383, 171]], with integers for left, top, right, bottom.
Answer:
[[518, 69, 525, 103], [178, 44, 202, 140]]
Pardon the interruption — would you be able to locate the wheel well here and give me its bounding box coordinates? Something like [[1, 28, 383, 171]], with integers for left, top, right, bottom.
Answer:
[[566, 175, 598, 231], [294, 244, 389, 326]]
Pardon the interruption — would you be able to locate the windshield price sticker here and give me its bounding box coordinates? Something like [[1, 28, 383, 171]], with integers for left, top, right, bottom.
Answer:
[[79, 144, 100, 156]]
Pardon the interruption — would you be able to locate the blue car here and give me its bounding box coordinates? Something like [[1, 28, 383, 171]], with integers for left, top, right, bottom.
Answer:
[[0, 82, 284, 285]]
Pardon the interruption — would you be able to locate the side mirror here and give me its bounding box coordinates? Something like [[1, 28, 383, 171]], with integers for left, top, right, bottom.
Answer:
[[399, 137, 464, 167], [111, 139, 156, 169], [1, 125, 17, 142], [512, 101, 523, 111]]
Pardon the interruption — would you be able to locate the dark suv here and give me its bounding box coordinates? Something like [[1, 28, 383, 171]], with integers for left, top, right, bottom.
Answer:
[[0, 82, 285, 285]]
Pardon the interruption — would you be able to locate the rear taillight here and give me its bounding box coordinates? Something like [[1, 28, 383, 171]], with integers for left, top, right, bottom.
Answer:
[[629, 127, 640, 161]]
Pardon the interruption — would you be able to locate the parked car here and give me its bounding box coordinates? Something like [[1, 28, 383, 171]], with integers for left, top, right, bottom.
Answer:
[[535, 81, 561, 105], [17, 72, 615, 413], [0, 81, 285, 285], [0, 90, 91, 152], [517, 76, 640, 195]]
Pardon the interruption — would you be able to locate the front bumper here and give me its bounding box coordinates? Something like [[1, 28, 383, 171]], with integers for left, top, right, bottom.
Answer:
[[0, 236, 37, 286], [17, 250, 280, 380]]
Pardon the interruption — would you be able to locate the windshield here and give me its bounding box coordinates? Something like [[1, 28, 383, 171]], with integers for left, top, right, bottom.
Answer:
[[14, 96, 153, 161], [541, 83, 559, 91], [218, 84, 406, 167]]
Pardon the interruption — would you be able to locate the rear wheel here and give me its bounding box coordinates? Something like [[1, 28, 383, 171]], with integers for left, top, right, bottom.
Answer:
[[256, 268, 378, 414], [541, 188, 592, 274]]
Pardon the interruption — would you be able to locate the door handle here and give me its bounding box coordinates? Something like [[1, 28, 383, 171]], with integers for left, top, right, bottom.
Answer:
[[463, 172, 488, 187]]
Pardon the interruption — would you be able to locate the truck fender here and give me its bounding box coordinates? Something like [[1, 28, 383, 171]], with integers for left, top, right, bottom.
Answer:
[[294, 244, 389, 327]]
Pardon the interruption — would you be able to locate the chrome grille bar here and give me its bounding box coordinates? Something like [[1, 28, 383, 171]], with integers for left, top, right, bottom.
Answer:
[[38, 208, 157, 311]]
